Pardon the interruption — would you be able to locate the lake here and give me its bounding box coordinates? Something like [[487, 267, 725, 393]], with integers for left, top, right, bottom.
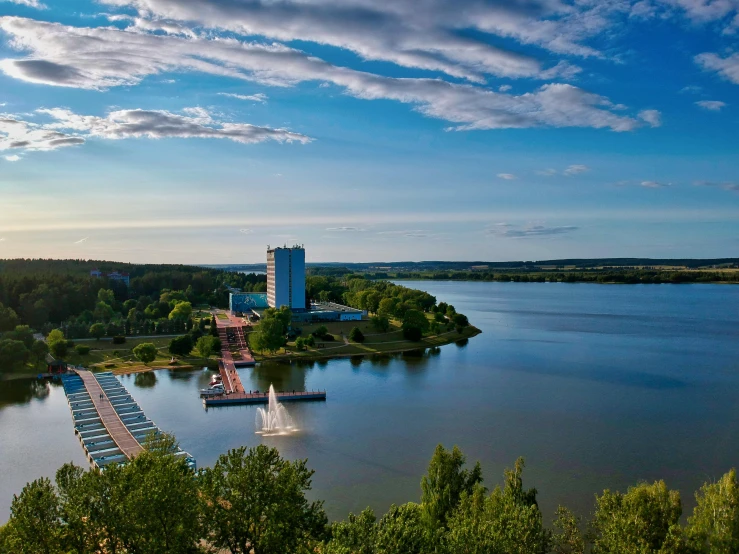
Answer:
[[1, 281, 738, 523]]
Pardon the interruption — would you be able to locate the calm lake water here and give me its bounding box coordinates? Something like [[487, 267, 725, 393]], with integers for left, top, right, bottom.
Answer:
[[2, 282, 739, 523]]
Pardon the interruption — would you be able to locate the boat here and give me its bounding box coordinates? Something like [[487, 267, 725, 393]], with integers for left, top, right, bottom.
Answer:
[[199, 383, 225, 398]]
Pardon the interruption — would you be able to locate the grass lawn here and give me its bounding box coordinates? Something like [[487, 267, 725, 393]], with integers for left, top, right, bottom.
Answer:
[[216, 313, 229, 320]]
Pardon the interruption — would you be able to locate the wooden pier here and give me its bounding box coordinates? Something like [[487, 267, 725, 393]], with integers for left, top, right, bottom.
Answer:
[[213, 311, 255, 394], [204, 389, 327, 407], [61, 370, 196, 470]]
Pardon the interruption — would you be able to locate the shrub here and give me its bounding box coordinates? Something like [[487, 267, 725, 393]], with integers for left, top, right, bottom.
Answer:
[[312, 325, 329, 338], [65, 340, 75, 348], [74, 345, 90, 355], [112, 336, 126, 344], [349, 327, 365, 343]]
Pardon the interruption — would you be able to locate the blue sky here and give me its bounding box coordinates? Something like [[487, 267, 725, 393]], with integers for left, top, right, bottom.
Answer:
[[0, 0, 737, 263]]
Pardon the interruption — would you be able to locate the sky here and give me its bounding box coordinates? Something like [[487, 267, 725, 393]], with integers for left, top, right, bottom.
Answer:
[[0, 0, 737, 264]]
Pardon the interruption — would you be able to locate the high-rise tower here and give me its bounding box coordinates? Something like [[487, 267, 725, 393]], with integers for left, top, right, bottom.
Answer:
[[266, 246, 306, 309]]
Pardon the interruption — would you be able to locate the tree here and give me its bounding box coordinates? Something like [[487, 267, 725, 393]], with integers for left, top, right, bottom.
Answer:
[[195, 335, 218, 358], [312, 325, 329, 339], [210, 315, 219, 337], [97, 288, 115, 306], [402, 310, 429, 342], [201, 445, 327, 554], [30, 340, 49, 368], [6, 325, 34, 348], [551, 506, 585, 554], [421, 444, 483, 532], [370, 315, 390, 333], [375, 503, 429, 554], [168, 334, 194, 357], [0, 339, 29, 373], [133, 342, 158, 365], [295, 337, 306, 351], [687, 469, 739, 553], [93, 301, 114, 323], [168, 301, 193, 321], [591, 480, 685, 554], [444, 460, 548, 554], [89, 323, 106, 340], [3, 477, 62, 554], [453, 313, 469, 332], [378, 298, 397, 318], [325, 508, 377, 554], [349, 327, 365, 343], [0, 302, 19, 332], [251, 317, 287, 354], [74, 345, 90, 355], [47, 329, 68, 359]]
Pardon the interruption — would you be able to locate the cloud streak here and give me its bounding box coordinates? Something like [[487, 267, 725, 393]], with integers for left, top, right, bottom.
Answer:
[[488, 222, 579, 238], [0, 17, 648, 132], [695, 100, 727, 111], [218, 92, 267, 102]]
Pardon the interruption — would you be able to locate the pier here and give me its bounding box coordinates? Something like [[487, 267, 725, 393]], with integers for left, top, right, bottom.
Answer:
[[61, 370, 195, 470], [213, 311, 255, 394], [204, 389, 327, 407]]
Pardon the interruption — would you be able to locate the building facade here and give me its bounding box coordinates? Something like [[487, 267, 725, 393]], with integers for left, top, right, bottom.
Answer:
[[90, 269, 130, 287], [266, 246, 306, 309]]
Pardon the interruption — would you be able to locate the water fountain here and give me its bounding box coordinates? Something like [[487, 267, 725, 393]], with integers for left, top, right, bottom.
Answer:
[[255, 384, 296, 435]]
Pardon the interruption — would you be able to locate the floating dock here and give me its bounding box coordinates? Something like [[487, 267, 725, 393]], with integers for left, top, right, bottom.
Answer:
[[204, 390, 327, 406], [61, 370, 195, 470]]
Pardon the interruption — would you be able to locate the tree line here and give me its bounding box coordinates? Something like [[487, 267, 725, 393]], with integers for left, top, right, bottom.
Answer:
[[1, 437, 737, 554]]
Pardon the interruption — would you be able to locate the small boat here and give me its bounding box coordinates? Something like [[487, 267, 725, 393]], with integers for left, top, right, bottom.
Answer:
[[209, 375, 222, 386], [199, 383, 225, 398]]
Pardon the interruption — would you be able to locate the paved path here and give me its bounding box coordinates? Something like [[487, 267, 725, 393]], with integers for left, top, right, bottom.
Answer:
[[76, 370, 144, 459]]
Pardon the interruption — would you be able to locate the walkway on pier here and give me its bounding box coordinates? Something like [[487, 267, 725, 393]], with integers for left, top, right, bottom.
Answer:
[[212, 311, 255, 394], [77, 370, 143, 459], [62, 371, 196, 470]]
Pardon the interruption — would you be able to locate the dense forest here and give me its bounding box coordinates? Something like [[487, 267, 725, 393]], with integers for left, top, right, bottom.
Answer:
[[1, 435, 736, 554]]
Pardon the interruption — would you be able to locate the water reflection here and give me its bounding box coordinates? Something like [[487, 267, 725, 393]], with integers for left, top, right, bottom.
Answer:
[[134, 372, 157, 388], [0, 378, 52, 408]]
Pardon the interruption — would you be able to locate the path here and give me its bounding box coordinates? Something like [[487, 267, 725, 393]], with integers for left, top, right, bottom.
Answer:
[[76, 370, 144, 459]]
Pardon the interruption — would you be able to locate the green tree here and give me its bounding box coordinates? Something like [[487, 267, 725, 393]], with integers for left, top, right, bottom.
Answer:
[[251, 317, 287, 354], [89, 323, 106, 340], [370, 315, 390, 333], [30, 339, 49, 368], [444, 461, 548, 554], [377, 298, 397, 319], [375, 503, 429, 554], [97, 288, 115, 306], [402, 310, 429, 342], [47, 329, 68, 359], [195, 335, 218, 358], [0, 339, 29, 373], [349, 327, 365, 343], [687, 468, 739, 553], [75, 345, 90, 355], [420, 444, 483, 532], [453, 313, 469, 332], [168, 334, 194, 357], [201, 445, 328, 554], [168, 301, 193, 321], [132, 342, 158, 365], [6, 325, 34, 348], [93, 301, 114, 323], [4, 477, 62, 554], [0, 302, 20, 332], [591, 480, 686, 554], [324, 508, 376, 554], [551, 506, 585, 554]]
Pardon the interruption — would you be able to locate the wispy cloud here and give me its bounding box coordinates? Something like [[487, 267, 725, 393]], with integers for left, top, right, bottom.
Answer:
[[488, 222, 579, 238], [4, 154, 20, 161], [326, 227, 366, 232], [564, 164, 589, 175], [497, 173, 516, 180], [695, 52, 739, 85], [694, 180, 739, 193], [695, 100, 727, 111], [536, 168, 557, 176], [679, 85, 702, 94], [239, 228, 253, 234], [73, 236, 89, 244], [640, 180, 670, 188], [376, 229, 430, 238], [5, 0, 45, 8], [218, 92, 268, 102], [638, 109, 662, 127]]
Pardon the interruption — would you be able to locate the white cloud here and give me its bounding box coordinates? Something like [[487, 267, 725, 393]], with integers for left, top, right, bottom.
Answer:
[[498, 85, 512, 92], [488, 222, 579, 238], [695, 100, 727, 110], [679, 85, 702, 94], [326, 227, 366, 232], [239, 228, 253, 234], [95, 0, 606, 82], [0, 17, 646, 132], [497, 173, 516, 180], [4, 0, 45, 8], [695, 52, 739, 84], [218, 92, 268, 102], [640, 180, 670, 188], [73, 236, 89, 244], [638, 109, 662, 127], [563, 164, 589, 175], [536, 168, 557, 176], [4, 154, 21, 161], [694, 180, 739, 193], [1, 106, 311, 154]]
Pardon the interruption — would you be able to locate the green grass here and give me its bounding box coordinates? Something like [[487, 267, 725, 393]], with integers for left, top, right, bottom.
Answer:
[[216, 313, 229, 320]]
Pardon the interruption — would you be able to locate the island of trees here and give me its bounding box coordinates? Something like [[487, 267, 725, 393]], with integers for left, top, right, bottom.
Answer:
[[1, 433, 737, 554]]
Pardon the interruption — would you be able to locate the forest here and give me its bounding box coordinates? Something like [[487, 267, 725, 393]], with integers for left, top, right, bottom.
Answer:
[[1, 435, 736, 554]]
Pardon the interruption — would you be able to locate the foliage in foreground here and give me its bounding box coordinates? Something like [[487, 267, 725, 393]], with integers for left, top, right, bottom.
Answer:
[[1, 439, 738, 554]]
